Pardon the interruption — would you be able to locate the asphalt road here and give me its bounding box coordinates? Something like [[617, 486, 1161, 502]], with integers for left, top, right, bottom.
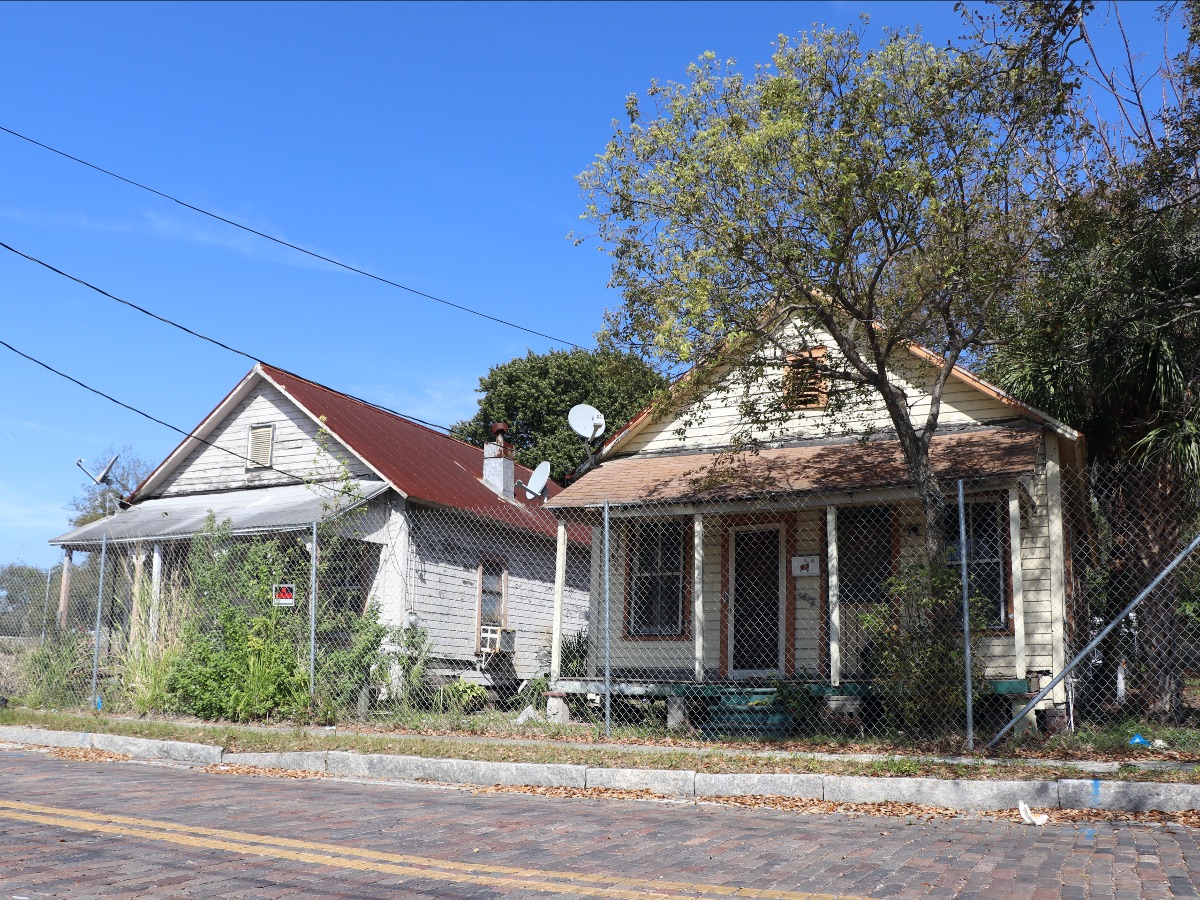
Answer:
[[2, 747, 1199, 899]]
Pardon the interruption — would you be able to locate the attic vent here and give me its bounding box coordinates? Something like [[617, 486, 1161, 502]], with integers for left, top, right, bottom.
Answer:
[[246, 424, 274, 469]]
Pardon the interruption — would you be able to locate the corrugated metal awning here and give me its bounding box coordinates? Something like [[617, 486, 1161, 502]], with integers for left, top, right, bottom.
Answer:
[[50, 480, 390, 549]]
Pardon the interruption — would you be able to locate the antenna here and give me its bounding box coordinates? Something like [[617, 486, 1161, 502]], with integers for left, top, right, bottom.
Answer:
[[515, 460, 552, 501]]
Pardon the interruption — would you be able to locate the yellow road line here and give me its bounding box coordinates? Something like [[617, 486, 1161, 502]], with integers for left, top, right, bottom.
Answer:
[[0, 799, 872, 900]]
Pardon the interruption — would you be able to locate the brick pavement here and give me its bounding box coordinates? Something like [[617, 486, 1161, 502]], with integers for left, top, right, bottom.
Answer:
[[2, 747, 1200, 898]]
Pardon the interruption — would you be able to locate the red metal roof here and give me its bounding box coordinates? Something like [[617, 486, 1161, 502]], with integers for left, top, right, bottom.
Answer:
[[255, 365, 565, 535]]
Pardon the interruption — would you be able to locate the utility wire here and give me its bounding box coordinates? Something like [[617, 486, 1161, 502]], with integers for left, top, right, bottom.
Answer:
[[0, 124, 583, 349], [0, 239, 454, 434], [0, 337, 352, 499]]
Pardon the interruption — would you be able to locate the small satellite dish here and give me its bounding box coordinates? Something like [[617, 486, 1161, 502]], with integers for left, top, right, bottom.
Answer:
[[517, 460, 552, 501], [568, 404, 606, 442], [96, 455, 119, 485]]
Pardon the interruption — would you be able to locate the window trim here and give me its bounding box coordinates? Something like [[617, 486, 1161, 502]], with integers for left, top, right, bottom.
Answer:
[[245, 423, 275, 470], [782, 346, 829, 410], [623, 518, 693, 641], [952, 495, 1013, 633], [476, 556, 508, 651]]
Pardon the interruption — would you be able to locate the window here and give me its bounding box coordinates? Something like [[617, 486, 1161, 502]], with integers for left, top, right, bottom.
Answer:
[[478, 558, 506, 631], [782, 347, 828, 409], [627, 520, 686, 637], [837, 506, 893, 604], [246, 424, 274, 469], [949, 500, 1008, 628]]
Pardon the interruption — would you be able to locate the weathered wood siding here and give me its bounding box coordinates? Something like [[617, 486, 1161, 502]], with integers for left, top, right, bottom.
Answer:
[[621, 346, 1018, 456], [406, 507, 589, 683], [152, 381, 370, 497]]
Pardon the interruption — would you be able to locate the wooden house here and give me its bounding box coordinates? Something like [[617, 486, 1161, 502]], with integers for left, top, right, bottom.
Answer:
[[51, 364, 589, 692]]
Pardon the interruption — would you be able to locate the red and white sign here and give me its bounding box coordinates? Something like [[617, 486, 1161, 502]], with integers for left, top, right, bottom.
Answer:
[[272, 584, 296, 607]]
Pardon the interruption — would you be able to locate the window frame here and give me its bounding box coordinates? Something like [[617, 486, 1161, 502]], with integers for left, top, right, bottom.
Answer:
[[476, 556, 508, 651], [623, 518, 692, 641], [245, 423, 275, 470], [782, 346, 829, 410], [950, 496, 1012, 632]]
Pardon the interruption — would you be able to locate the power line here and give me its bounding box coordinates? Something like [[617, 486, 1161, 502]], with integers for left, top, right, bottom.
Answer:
[[0, 336, 349, 498], [0, 124, 583, 349], [0, 238, 455, 434]]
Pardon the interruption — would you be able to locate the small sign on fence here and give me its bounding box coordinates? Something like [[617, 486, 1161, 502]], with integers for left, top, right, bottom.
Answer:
[[791, 555, 820, 577], [272, 584, 296, 607]]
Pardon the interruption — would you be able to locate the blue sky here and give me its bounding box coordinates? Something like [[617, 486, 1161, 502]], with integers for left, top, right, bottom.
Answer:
[[0, 1, 1181, 554]]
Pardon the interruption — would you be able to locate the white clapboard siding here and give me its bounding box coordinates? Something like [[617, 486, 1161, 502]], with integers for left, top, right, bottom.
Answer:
[[623, 341, 1018, 456], [153, 381, 370, 497], [405, 508, 588, 682]]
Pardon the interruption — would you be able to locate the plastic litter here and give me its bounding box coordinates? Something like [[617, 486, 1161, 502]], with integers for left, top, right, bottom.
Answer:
[[1129, 733, 1151, 747]]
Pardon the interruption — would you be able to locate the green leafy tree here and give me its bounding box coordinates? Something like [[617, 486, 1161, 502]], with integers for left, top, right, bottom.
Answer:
[[981, 1, 1200, 716], [578, 24, 1073, 557], [451, 348, 666, 483], [66, 446, 153, 527]]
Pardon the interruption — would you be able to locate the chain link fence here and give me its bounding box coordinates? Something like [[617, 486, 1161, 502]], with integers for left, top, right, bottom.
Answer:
[[3, 459, 1198, 754]]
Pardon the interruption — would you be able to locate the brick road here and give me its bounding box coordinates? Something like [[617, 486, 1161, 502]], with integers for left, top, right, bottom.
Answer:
[[2, 748, 1200, 898]]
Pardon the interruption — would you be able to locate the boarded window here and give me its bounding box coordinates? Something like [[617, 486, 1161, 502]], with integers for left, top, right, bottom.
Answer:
[[949, 500, 1008, 627], [246, 424, 274, 469], [628, 520, 685, 637], [479, 558, 506, 629], [782, 347, 828, 409]]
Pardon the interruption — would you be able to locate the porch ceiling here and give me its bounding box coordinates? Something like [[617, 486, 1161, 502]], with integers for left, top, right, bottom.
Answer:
[[546, 426, 1042, 509]]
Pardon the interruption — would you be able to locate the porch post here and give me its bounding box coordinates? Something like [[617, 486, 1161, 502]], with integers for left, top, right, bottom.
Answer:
[[56, 548, 72, 629], [693, 512, 705, 683], [826, 506, 841, 687], [149, 543, 163, 644], [550, 520, 567, 683], [1046, 436, 1068, 705], [1008, 487, 1027, 679]]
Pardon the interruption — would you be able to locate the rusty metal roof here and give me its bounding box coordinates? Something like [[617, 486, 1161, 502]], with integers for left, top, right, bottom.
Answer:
[[547, 426, 1043, 509]]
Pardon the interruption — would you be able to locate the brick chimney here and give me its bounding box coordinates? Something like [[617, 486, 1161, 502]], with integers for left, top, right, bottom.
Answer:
[[483, 423, 514, 498]]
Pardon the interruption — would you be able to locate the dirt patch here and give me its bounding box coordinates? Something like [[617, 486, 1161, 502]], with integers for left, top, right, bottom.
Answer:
[[47, 747, 130, 763], [199, 763, 326, 779]]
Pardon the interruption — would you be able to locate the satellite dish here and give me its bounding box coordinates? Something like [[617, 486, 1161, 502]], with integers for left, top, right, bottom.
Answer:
[[568, 404, 606, 442], [517, 460, 552, 501], [96, 455, 119, 485], [525, 461, 551, 498]]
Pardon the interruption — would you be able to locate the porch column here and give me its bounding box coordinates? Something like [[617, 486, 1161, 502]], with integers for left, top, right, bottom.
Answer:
[[693, 512, 705, 682], [56, 549, 72, 629], [826, 506, 841, 687], [1009, 487, 1027, 679], [130, 546, 147, 638], [549, 520, 567, 682], [1046, 436, 1068, 705], [148, 543, 163, 644]]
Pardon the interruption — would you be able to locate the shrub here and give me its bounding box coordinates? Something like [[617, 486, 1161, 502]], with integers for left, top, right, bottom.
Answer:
[[857, 560, 988, 736], [20, 630, 93, 709], [434, 675, 488, 715]]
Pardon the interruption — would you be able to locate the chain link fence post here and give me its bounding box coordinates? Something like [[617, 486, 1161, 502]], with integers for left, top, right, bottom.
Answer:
[[308, 519, 318, 703], [89, 533, 108, 710], [957, 479, 974, 751], [603, 500, 612, 738]]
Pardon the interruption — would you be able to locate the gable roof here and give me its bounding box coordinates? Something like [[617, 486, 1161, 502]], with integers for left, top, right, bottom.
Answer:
[[598, 339, 1081, 461], [131, 364, 564, 534]]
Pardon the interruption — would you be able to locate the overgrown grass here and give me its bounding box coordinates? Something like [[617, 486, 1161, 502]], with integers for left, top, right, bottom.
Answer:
[[7, 705, 1200, 783]]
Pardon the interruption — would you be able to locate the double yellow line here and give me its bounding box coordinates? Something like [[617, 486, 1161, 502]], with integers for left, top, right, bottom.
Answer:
[[0, 798, 870, 899]]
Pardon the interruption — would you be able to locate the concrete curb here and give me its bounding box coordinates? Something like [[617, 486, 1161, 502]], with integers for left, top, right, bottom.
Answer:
[[4, 724, 1199, 815]]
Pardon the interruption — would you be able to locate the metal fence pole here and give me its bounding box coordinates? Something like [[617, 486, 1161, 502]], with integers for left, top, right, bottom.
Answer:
[[309, 520, 318, 702], [987, 527, 1200, 751], [603, 500, 611, 738], [90, 534, 108, 710], [39, 562, 55, 645], [958, 480, 974, 751]]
